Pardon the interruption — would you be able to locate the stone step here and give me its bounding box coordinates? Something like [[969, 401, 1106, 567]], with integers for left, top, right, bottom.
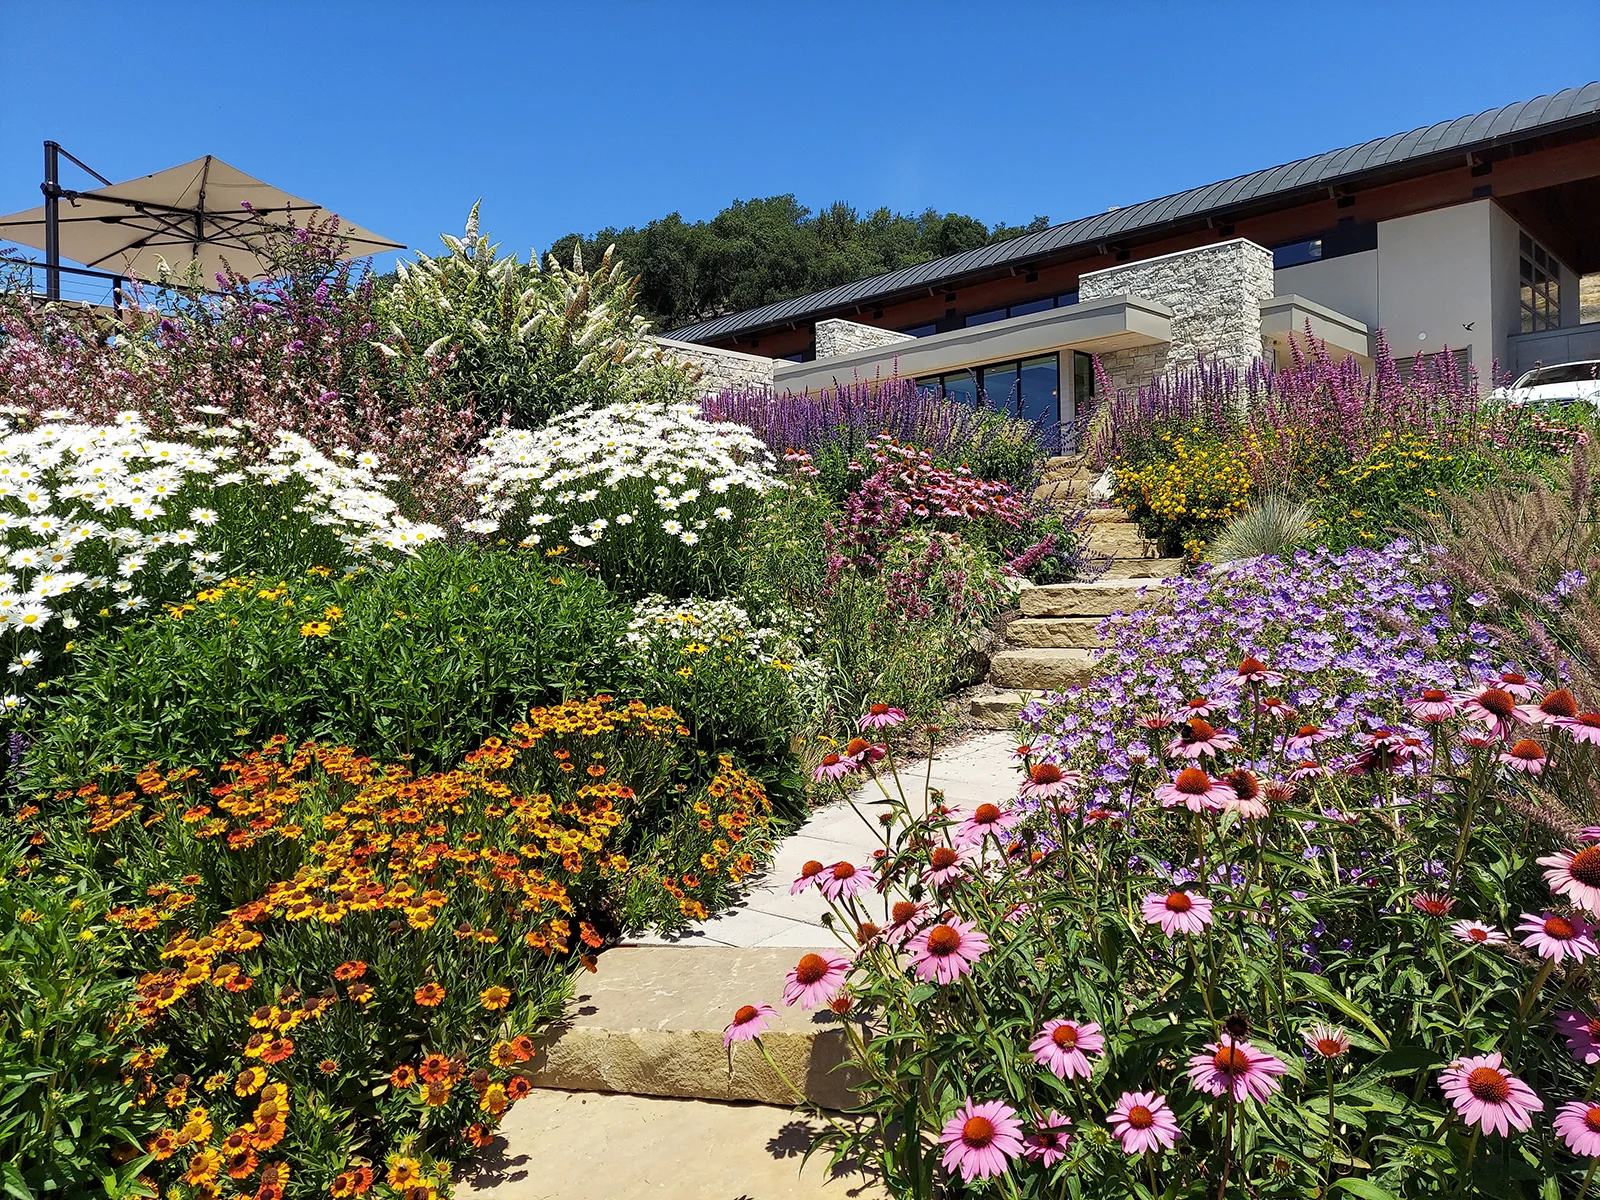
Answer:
[[463, 1089, 882, 1198], [969, 690, 1027, 729], [1032, 479, 1089, 504], [1007, 616, 1106, 649], [1085, 523, 1155, 554], [1019, 578, 1170, 617], [1041, 456, 1096, 480], [1098, 556, 1185, 579], [988, 647, 1097, 691], [1085, 507, 1135, 524], [521, 946, 859, 1110]]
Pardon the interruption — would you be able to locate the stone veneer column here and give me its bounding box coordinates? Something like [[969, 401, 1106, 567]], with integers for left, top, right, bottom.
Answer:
[[814, 318, 916, 358], [654, 337, 781, 397], [1078, 239, 1274, 392]]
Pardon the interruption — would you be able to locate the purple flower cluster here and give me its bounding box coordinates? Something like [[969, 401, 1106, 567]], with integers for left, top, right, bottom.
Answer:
[[1020, 540, 1501, 811]]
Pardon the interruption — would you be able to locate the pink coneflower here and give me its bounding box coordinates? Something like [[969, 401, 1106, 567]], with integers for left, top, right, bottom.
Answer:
[[1257, 696, 1297, 721], [1499, 739, 1547, 774], [1459, 727, 1499, 750], [923, 845, 969, 888], [1516, 912, 1599, 962], [1407, 689, 1459, 723], [1564, 712, 1600, 746], [1011, 743, 1035, 761], [1457, 686, 1520, 735], [1232, 655, 1284, 687], [1141, 890, 1214, 936], [1289, 759, 1329, 781], [885, 899, 929, 943], [1020, 1112, 1072, 1166], [1285, 724, 1332, 755], [954, 802, 1021, 847], [1302, 1024, 1351, 1059], [907, 918, 990, 984], [1554, 1100, 1600, 1156], [1019, 761, 1082, 800], [1263, 778, 1297, 805], [1412, 892, 1456, 919], [1438, 1052, 1542, 1136], [813, 752, 859, 782], [723, 1002, 775, 1047], [1555, 1010, 1600, 1066], [791, 860, 827, 895], [1138, 713, 1174, 730], [858, 703, 906, 730], [1154, 767, 1235, 812], [1107, 1091, 1180, 1155], [1222, 769, 1268, 819], [1186, 1036, 1288, 1104], [1539, 846, 1600, 913], [782, 951, 851, 1010], [818, 860, 876, 902], [1029, 1019, 1104, 1080], [1167, 718, 1239, 759], [1518, 688, 1579, 726], [1495, 671, 1539, 700], [843, 736, 886, 765], [1450, 920, 1508, 947], [1171, 695, 1226, 721], [938, 1098, 1023, 1183]]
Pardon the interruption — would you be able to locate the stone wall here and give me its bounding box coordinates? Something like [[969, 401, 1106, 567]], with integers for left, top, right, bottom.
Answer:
[[654, 337, 780, 397], [814, 318, 915, 358], [1079, 239, 1275, 393]]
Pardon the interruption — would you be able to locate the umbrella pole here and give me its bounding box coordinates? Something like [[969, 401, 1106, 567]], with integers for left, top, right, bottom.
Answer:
[[42, 140, 61, 301]]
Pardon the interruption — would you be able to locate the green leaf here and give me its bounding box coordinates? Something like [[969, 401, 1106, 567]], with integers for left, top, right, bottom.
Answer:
[[1330, 1179, 1402, 1200], [1290, 970, 1391, 1049]]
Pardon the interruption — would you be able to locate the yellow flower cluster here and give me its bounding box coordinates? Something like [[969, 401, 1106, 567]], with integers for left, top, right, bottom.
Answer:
[[1114, 434, 1253, 524]]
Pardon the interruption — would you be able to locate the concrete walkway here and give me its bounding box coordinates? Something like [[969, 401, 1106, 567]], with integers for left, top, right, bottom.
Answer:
[[629, 731, 1019, 949]]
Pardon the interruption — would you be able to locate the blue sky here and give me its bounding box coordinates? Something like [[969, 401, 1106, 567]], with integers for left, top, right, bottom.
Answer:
[[4, 1, 1598, 276]]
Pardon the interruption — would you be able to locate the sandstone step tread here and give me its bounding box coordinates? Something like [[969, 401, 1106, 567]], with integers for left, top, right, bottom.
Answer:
[[522, 946, 858, 1109], [969, 691, 1028, 728], [463, 1089, 883, 1198], [1019, 579, 1171, 617], [1007, 616, 1106, 649], [989, 647, 1098, 691]]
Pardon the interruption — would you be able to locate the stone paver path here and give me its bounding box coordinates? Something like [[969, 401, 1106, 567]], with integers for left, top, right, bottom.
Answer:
[[630, 731, 1018, 948]]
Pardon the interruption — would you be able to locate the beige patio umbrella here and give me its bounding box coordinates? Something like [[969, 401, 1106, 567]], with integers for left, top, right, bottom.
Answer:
[[0, 151, 403, 287]]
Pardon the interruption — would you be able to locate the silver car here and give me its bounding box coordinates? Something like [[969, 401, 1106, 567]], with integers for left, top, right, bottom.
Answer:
[[1497, 360, 1600, 411]]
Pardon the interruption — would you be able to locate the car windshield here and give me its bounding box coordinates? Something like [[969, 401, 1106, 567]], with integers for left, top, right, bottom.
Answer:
[[1520, 363, 1600, 387]]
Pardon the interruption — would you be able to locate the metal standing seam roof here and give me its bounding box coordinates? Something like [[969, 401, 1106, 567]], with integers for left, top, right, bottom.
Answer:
[[667, 82, 1600, 344]]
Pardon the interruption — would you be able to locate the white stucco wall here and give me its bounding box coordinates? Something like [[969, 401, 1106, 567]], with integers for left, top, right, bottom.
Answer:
[[1376, 201, 1497, 374], [1273, 250, 1379, 331]]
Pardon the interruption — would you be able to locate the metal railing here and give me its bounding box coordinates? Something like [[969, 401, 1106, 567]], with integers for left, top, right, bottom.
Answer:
[[0, 254, 208, 317]]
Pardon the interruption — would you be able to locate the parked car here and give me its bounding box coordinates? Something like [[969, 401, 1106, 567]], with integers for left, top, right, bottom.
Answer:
[[1494, 360, 1600, 411]]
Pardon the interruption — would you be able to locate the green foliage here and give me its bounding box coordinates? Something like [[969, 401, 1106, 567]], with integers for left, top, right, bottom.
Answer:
[[377, 205, 696, 428], [548, 195, 1050, 329], [0, 840, 155, 1199], [21, 547, 628, 786], [1206, 493, 1314, 564]]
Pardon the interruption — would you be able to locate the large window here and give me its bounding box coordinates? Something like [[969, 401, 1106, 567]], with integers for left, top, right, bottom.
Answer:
[[1271, 221, 1377, 270], [919, 354, 1059, 427], [1520, 232, 1562, 333]]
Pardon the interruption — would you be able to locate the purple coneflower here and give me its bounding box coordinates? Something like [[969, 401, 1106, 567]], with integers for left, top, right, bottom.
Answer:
[[1186, 1036, 1288, 1104], [791, 860, 827, 895], [1285, 724, 1332, 756], [1232, 655, 1284, 686], [1438, 1052, 1542, 1136], [954, 802, 1021, 847], [1538, 846, 1600, 913], [1554, 1100, 1600, 1156], [1166, 718, 1239, 759], [1029, 1019, 1104, 1080], [1518, 687, 1579, 726], [1412, 892, 1455, 919], [907, 918, 989, 984], [884, 899, 929, 943], [723, 1003, 775, 1047], [1555, 1010, 1600, 1066], [922, 845, 968, 888], [1221, 769, 1268, 819], [1154, 766, 1235, 812], [1171, 695, 1228, 721], [858, 702, 906, 730], [782, 951, 851, 1010], [1499, 739, 1547, 774], [1020, 1112, 1072, 1166], [813, 752, 859, 782], [1565, 712, 1600, 746], [1107, 1091, 1180, 1155], [1018, 761, 1081, 800], [1141, 890, 1213, 936], [1257, 696, 1297, 721], [1516, 912, 1598, 962], [1494, 670, 1539, 700], [1457, 686, 1520, 736], [938, 1099, 1023, 1182], [1302, 1024, 1350, 1059], [1450, 919, 1508, 947], [1406, 689, 1458, 723], [818, 860, 876, 902]]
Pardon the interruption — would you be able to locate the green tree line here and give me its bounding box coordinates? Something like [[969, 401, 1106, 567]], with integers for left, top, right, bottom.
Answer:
[[546, 196, 1049, 332]]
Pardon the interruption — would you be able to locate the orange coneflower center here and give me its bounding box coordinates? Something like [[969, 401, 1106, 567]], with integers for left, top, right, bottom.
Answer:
[[800, 860, 825, 879], [1030, 763, 1063, 784], [1502, 672, 1528, 686], [1175, 768, 1212, 795], [974, 803, 1002, 825], [1571, 848, 1600, 887], [926, 924, 961, 956], [1212, 1045, 1251, 1076], [1466, 1067, 1511, 1103], [821, 753, 842, 767], [1540, 689, 1579, 718], [1466, 927, 1490, 942], [794, 954, 830, 985], [961, 1115, 996, 1147], [1051, 1024, 1080, 1049], [1296, 725, 1320, 738], [856, 922, 881, 943], [845, 737, 870, 755], [1165, 892, 1193, 913], [1227, 770, 1260, 800], [1545, 916, 1576, 939], [869, 703, 890, 716], [1183, 719, 1216, 742], [734, 1004, 759, 1025], [1238, 657, 1267, 675], [1421, 689, 1449, 703], [892, 901, 920, 924], [1580, 713, 1600, 729], [1315, 1037, 1346, 1058], [1477, 689, 1516, 718], [832, 862, 857, 880], [1585, 1107, 1600, 1134], [930, 846, 959, 870], [1511, 739, 1545, 761], [1126, 1104, 1155, 1130]]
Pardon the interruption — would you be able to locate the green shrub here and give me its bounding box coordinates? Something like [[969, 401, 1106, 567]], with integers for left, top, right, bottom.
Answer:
[[21, 547, 627, 787]]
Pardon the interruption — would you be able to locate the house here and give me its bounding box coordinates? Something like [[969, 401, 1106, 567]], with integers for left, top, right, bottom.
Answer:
[[660, 83, 1600, 429]]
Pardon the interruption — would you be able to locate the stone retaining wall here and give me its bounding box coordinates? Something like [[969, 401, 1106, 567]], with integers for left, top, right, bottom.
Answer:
[[654, 337, 780, 396], [814, 318, 915, 358]]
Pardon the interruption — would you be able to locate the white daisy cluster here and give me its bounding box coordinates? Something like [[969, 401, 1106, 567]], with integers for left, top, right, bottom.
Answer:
[[0, 413, 443, 703], [461, 401, 782, 550], [626, 595, 826, 715]]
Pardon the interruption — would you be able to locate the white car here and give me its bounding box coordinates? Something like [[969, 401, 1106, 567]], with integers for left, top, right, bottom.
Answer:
[[1496, 360, 1600, 411]]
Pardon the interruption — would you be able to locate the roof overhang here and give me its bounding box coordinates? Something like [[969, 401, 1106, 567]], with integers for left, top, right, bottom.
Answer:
[[770, 294, 1171, 393], [1260, 294, 1372, 361]]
